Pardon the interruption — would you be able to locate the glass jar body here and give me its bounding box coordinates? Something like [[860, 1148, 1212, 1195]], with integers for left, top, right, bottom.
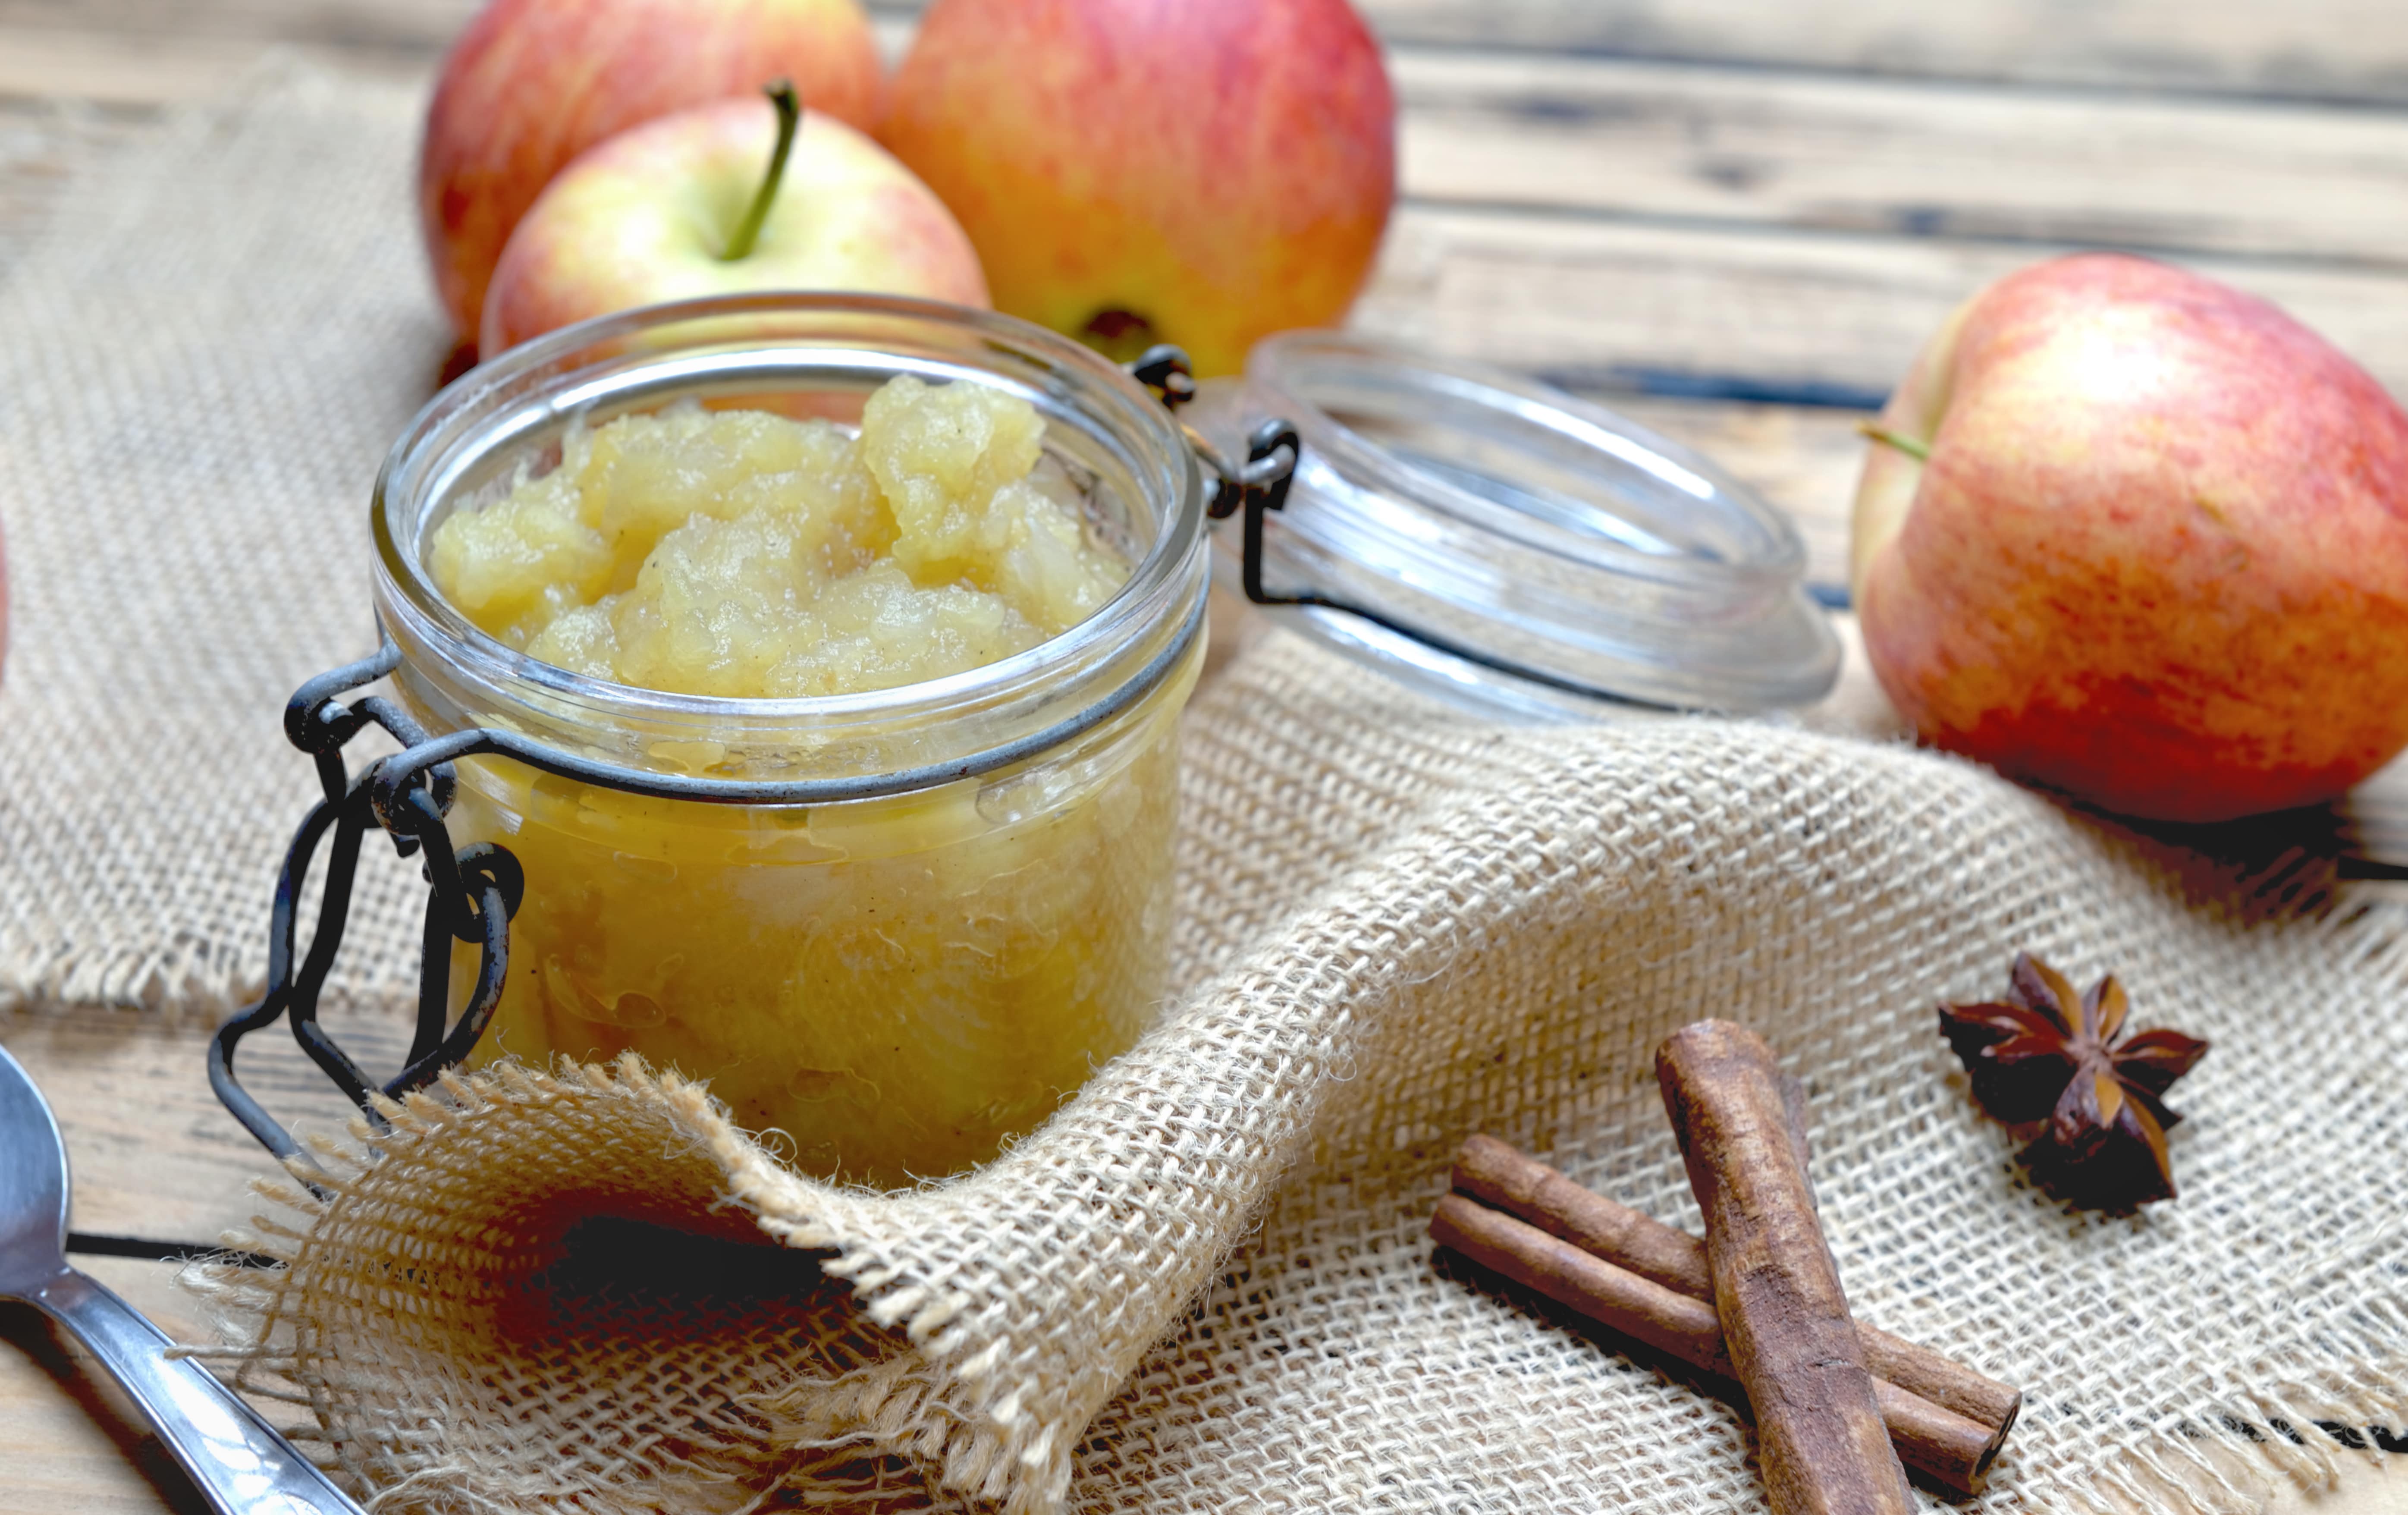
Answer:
[[372, 295, 1208, 1186], [419, 646, 1195, 1185]]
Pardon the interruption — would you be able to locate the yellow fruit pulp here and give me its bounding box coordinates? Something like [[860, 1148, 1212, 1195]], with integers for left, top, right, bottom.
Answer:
[[429, 375, 1126, 695], [423, 376, 1188, 1185]]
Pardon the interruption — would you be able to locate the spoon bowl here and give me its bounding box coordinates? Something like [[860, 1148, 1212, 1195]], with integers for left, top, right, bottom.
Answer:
[[0, 1041, 69, 1300]]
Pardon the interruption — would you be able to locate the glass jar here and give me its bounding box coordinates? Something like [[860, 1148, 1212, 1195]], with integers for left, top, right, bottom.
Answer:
[[370, 295, 1206, 1187], [1190, 331, 1839, 720]]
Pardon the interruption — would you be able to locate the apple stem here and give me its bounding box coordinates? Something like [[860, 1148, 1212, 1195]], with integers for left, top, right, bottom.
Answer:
[[1857, 421, 1932, 462], [723, 79, 800, 263]]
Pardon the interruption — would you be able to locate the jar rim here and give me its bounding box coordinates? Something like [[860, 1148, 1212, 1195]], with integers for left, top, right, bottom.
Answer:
[[1250, 330, 1805, 591], [370, 293, 1207, 768]]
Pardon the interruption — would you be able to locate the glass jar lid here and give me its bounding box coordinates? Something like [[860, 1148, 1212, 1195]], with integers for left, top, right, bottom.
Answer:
[[1190, 332, 1840, 718]]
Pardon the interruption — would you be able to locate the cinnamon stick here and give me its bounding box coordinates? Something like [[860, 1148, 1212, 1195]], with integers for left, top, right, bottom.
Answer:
[[1431, 1194, 2006, 1496], [1451, 1134, 2022, 1439], [1658, 1020, 1914, 1515]]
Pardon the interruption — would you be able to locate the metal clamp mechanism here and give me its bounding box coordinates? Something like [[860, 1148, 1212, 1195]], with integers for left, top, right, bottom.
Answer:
[[207, 644, 524, 1169], [1129, 344, 1300, 525]]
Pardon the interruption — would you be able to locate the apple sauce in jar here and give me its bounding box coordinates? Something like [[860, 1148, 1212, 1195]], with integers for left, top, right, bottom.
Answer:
[[374, 297, 1207, 1186]]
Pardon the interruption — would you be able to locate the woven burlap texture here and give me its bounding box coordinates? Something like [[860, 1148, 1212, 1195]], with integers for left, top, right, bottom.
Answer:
[[0, 61, 440, 1015], [4, 62, 2403, 1515]]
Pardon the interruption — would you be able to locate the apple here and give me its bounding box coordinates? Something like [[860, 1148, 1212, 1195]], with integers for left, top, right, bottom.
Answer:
[[876, 0, 1394, 378], [1852, 253, 2408, 822], [420, 0, 883, 346], [481, 86, 989, 358]]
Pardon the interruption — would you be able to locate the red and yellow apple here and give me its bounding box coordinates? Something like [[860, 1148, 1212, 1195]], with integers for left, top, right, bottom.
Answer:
[[877, 0, 1394, 377], [420, 0, 884, 345], [1852, 253, 2408, 821], [481, 91, 988, 358]]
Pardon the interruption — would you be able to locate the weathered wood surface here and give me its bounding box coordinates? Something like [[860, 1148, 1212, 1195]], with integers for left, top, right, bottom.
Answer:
[[3, 1260, 206, 1515], [13, 0, 2408, 103], [19, 6, 2408, 264], [15, 6, 2408, 405], [0, 1254, 308, 1515], [1397, 51, 2408, 266], [1358, 207, 2408, 403], [1355, 0, 2408, 104], [0, 1011, 402, 1244]]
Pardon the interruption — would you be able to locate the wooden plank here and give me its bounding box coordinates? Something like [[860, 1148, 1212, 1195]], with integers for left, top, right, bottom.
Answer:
[[0, 1255, 312, 1515], [2298, 1464, 2408, 1515], [16, 23, 2408, 283], [1, 1294, 194, 1515], [1354, 0, 2408, 105], [11, 3, 2408, 284], [0, 29, 337, 107], [854, 0, 2408, 108], [1398, 50, 2408, 268], [1355, 205, 2408, 405], [5, 13, 2404, 419], [9, 0, 2408, 117], [35, 0, 2408, 117], [0, 9, 453, 106], [0, 1007, 408, 1247], [0, 0, 475, 60], [0, 4, 906, 108]]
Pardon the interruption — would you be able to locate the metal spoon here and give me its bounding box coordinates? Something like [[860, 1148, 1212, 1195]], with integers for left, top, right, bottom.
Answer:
[[0, 1043, 362, 1514]]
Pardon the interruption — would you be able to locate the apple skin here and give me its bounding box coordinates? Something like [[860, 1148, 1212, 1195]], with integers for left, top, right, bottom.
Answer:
[[877, 0, 1394, 378], [1852, 253, 2408, 822], [481, 97, 989, 358], [420, 0, 883, 345]]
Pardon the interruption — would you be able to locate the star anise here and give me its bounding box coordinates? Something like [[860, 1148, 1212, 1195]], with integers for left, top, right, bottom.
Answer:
[[1939, 952, 2209, 1208]]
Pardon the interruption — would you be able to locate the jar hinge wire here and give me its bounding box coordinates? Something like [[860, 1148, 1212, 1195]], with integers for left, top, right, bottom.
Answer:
[[206, 641, 524, 1178]]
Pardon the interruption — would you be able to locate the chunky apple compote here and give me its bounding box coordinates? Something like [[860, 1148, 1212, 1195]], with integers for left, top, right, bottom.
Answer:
[[431, 375, 1127, 695], [423, 375, 1189, 1185]]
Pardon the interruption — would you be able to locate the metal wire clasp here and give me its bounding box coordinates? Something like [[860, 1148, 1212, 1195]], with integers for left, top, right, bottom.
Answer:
[[1129, 344, 1302, 541], [207, 644, 524, 1169]]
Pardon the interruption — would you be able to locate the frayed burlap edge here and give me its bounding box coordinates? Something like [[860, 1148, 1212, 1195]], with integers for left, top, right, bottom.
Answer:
[[0, 52, 434, 1024], [173, 727, 2408, 1515], [173, 720, 1611, 1514], [182, 1042, 2408, 1515], [179, 1056, 1281, 1515]]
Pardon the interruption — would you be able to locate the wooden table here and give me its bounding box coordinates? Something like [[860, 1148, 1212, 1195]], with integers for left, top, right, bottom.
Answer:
[[5, 2, 2408, 1510]]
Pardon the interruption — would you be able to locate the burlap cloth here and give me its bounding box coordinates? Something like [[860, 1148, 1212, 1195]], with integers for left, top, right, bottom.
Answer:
[[4, 61, 2405, 1515]]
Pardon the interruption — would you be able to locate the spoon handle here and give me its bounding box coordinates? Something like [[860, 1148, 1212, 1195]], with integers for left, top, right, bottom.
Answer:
[[29, 1267, 364, 1515]]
